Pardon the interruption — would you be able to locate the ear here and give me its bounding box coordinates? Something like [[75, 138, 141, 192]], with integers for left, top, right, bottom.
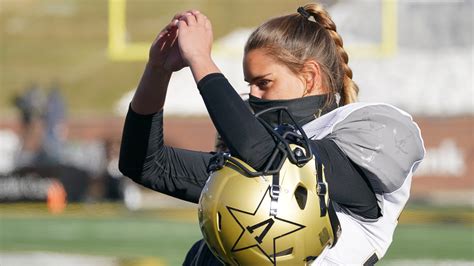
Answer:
[[300, 60, 324, 95]]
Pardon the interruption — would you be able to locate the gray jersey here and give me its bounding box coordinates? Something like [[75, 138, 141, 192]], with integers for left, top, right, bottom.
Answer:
[[303, 103, 425, 265]]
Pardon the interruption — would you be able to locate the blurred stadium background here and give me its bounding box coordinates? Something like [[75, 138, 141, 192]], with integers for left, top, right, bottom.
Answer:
[[0, 0, 472, 265]]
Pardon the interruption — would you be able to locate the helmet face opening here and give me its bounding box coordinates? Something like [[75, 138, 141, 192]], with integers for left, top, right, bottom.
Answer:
[[199, 106, 339, 265], [217, 212, 222, 232], [294, 185, 308, 210]]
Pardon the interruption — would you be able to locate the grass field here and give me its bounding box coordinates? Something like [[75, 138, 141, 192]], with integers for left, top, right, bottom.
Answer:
[[1, 217, 201, 265], [1, 203, 473, 265]]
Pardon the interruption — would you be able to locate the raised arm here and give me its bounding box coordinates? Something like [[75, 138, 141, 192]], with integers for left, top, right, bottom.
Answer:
[[131, 12, 189, 114], [119, 11, 214, 203], [177, 13, 276, 169]]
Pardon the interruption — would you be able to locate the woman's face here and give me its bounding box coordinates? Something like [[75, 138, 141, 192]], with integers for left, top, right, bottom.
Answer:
[[243, 49, 306, 100]]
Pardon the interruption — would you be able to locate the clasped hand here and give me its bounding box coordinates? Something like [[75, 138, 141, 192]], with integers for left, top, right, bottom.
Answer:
[[149, 10, 213, 73]]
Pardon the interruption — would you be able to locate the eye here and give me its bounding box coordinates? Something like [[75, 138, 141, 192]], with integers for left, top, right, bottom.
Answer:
[[256, 79, 272, 89]]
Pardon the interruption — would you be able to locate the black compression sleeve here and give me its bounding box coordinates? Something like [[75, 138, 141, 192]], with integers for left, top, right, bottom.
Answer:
[[198, 73, 276, 170], [312, 139, 380, 219], [119, 107, 213, 203]]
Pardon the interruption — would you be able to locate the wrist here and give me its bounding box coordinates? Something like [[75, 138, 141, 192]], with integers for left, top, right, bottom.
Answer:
[[146, 61, 173, 76], [187, 55, 213, 69], [188, 56, 220, 83]]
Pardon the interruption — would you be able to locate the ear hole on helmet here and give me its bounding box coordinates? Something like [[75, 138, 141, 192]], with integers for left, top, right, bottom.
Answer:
[[217, 212, 222, 232], [294, 185, 308, 210], [271, 247, 294, 257]]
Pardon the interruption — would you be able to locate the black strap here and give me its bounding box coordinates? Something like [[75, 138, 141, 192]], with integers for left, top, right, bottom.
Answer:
[[269, 172, 280, 216], [316, 161, 328, 217], [363, 253, 379, 266], [310, 143, 328, 217]]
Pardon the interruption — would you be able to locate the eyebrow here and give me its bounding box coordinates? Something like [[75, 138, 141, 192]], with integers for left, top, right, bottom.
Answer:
[[244, 73, 272, 83]]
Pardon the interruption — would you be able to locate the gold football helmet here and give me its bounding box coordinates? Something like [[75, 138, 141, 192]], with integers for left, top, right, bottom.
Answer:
[[198, 107, 341, 265]]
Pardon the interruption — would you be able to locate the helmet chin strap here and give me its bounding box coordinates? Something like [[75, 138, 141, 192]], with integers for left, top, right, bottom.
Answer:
[[311, 143, 328, 217], [269, 172, 280, 216], [269, 159, 327, 218], [316, 161, 328, 217]]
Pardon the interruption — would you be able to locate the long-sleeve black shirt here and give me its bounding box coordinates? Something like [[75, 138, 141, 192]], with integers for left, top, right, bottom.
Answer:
[[119, 73, 379, 219]]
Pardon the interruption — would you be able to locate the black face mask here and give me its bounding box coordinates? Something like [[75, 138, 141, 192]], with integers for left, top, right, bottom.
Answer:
[[248, 94, 337, 127]]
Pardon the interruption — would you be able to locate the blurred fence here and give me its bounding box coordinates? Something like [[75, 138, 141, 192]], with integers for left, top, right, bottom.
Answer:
[[1, 114, 473, 208]]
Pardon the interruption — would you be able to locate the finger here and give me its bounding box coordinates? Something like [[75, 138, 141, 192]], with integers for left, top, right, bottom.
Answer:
[[204, 18, 212, 31], [156, 19, 177, 41], [173, 10, 197, 21], [156, 25, 173, 42], [152, 15, 182, 48], [155, 20, 178, 46], [152, 34, 167, 52], [160, 20, 178, 35], [194, 13, 208, 25], [155, 29, 173, 46], [173, 11, 188, 20], [170, 28, 179, 47], [180, 12, 197, 26], [168, 25, 179, 43], [177, 19, 188, 30]]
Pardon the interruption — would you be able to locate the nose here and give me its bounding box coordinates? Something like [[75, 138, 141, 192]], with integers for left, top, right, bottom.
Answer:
[[249, 85, 263, 98]]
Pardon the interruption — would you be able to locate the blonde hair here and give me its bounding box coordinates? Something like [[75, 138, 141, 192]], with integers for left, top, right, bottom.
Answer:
[[244, 3, 358, 106]]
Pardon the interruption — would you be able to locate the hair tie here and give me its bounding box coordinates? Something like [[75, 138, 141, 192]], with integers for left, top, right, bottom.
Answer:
[[297, 7, 310, 19], [297, 7, 317, 22]]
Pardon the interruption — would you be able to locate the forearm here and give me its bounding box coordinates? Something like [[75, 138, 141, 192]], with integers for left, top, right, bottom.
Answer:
[[198, 73, 276, 170], [131, 63, 172, 115]]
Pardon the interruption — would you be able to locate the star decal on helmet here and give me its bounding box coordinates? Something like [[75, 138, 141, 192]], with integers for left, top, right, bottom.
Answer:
[[226, 186, 306, 264]]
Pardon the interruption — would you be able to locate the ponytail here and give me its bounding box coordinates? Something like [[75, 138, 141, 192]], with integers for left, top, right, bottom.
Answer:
[[304, 4, 359, 105]]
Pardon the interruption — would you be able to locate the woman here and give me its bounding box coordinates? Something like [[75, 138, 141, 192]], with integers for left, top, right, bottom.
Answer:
[[119, 3, 424, 265]]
